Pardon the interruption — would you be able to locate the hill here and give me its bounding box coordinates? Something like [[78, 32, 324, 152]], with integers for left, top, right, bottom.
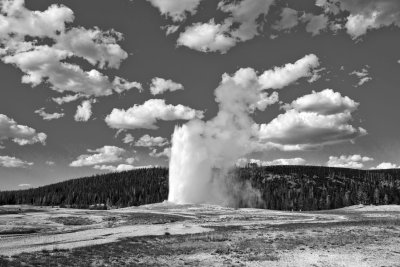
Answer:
[[0, 167, 169, 209], [0, 166, 399, 210]]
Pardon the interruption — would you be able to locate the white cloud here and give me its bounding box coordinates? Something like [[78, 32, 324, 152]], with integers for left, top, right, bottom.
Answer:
[[2, 45, 141, 96], [18, 183, 32, 187], [162, 25, 180, 35], [34, 108, 64, 120], [218, 0, 274, 42], [105, 99, 204, 130], [74, 100, 93, 122], [146, 0, 203, 22], [178, 0, 274, 53], [93, 164, 136, 172], [303, 14, 329, 36], [135, 134, 169, 147], [45, 161, 55, 166], [149, 147, 171, 158], [286, 89, 359, 115], [237, 157, 306, 167], [273, 8, 299, 31], [52, 94, 83, 105], [0, 0, 74, 39], [0, 155, 33, 168], [122, 133, 135, 144], [70, 146, 125, 167], [327, 0, 400, 39], [371, 162, 398, 169], [327, 154, 373, 169], [258, 54, 320, 89], [0, 0, 140, 97], [125, 157, 136, 164], [349, 67, 372, 86], [258, 89, 366, 150], [177, 20, 236, 53], [345, 12, 379, 39], [150, 77, 183, 95], [54, 27, 128, 69], [0, 114, 47, 146]]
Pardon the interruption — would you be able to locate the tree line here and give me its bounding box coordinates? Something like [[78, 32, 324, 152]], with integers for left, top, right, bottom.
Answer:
[[0, 167, 169, 209], [235, 165, 400, 210], [0, 165, 399, 210]]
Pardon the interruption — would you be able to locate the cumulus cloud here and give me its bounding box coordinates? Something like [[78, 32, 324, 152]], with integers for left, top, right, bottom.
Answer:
[[285, 89, 359, 115], [237, 157, 306, 167], [0, 0, 140, 97], [105, 99, 204, 130], [0, 155, 33, 168], [2, 45, 141, 96], [0, 0, 74, 39], [74, 100, 93, 122], [135, 134, 169, 147], [149, 147, 171, 158], [18, 183, 32, 187], [319, 0, 400, 39], [327, 154, 373, 169], [150, 77, 183, 95], [178, 0, 274, 53], [349, 67, 372, 86], [162, 25, 180, 35], [0, 114, 47, 146], [146, 0, 203, 22], [258, 54, 320, 89], [52, 94, 83, 105], [34, 108, 64, 121], [70, 146, 125, 167], [54, 27, 128, 69], [273, 8, 299, 31], [177, 20, 236, 53], [371, 162, 398, 169], [303, 14, 329, 36], [125, 157, 136, 165], [218, 0, 274, 41], [122, 133, 135, 144], [93, 164, 136, 172], [45, 161, 55, 166], [258, 89, 366, 150]]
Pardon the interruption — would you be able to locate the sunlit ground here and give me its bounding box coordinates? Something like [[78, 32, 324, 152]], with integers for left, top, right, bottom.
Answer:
[[0, 203, 399, 266]]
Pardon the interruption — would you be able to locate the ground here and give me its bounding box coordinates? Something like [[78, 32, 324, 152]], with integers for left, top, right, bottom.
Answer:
[[0, 203, 399, 266]]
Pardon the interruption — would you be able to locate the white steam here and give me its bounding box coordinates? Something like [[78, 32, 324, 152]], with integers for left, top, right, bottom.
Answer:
[[168, 54, 320, 206]]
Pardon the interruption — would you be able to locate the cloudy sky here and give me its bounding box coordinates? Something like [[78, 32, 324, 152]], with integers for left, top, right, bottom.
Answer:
[[1, 0, 400, 189]]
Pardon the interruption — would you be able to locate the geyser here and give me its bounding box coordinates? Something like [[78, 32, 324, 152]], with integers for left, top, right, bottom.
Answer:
[[168, 54, 320, 205]]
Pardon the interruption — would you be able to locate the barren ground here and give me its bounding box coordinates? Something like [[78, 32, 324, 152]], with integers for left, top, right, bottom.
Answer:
[[0, 203, 399, 266]]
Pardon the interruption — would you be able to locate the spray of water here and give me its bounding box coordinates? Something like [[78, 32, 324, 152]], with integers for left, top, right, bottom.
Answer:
[[168, 54, 320, 206]]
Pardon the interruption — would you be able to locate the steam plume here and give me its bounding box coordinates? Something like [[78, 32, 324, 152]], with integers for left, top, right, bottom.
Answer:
[[168, 54, 320, 205]]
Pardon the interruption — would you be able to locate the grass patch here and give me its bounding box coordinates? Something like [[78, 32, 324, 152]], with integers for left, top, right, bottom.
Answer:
[[0, 208, 42, 215], [50, 216, 95, 226], [0, 228, 39, 235]]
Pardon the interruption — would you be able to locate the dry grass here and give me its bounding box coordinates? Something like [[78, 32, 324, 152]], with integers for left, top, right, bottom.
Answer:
[[0, 228, 39, 235], [50, 216, 96, 226], [2, 218, 399, 266]]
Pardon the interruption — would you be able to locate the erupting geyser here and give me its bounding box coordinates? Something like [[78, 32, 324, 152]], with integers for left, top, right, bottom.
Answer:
[[168, 54, 320, 205]]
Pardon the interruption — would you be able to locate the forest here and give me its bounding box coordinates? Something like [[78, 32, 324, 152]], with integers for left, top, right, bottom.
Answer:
[[0, 165, 399, 211]]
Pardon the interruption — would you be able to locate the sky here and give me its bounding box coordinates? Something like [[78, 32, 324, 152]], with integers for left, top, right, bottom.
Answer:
[[1, 0, 400, 190]]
